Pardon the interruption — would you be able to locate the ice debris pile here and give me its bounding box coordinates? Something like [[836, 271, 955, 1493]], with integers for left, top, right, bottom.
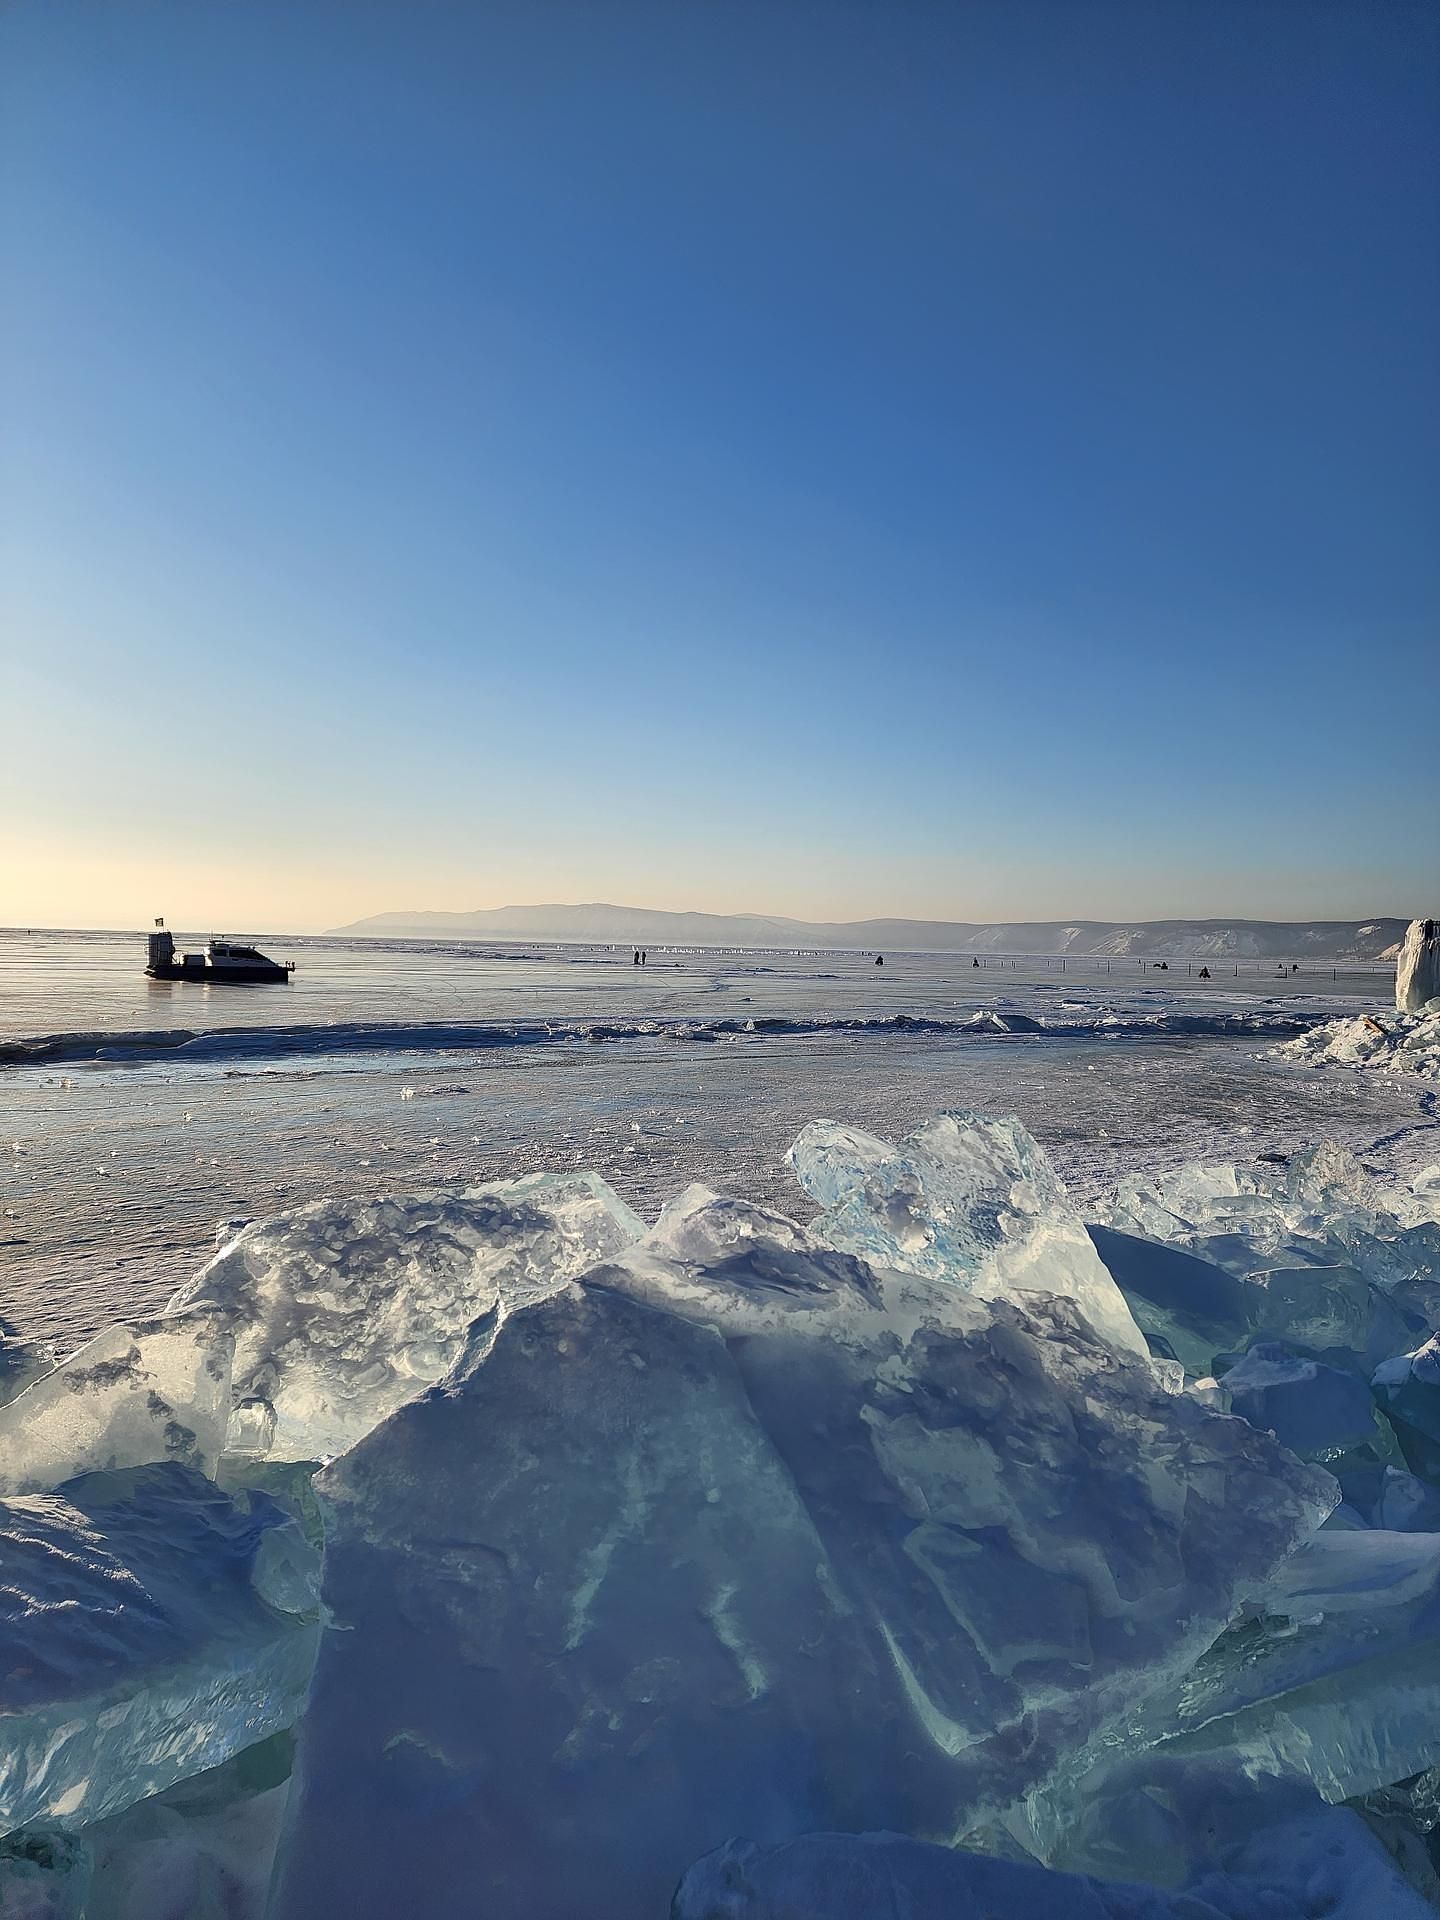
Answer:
[[4, 1127, 1440, 1917], [1278, 1006, 1440, 1078], [1277, 915, 1440, 1078]]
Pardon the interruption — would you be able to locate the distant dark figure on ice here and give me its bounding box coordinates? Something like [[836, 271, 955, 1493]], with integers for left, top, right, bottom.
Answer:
[[875, 954, 884, 967], [633, 950, 640, 965], [1198, 966, 1211, 979]]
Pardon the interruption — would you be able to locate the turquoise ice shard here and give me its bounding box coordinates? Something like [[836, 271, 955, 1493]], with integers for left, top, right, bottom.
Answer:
[[0, 1311, 233, 1497], [267, 1192, 1330, 1920], [1372, 1334, 1440, 1480], [1216, 1343, 1393, 1462], [786, 1111, 1149, 1359], [166, 1171, 644, 1461], [0, 1463, 318, 1835], [1050, 1527, 1440, 1831]]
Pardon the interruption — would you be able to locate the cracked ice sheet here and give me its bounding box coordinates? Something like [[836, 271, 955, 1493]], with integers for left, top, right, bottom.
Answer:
[[166, 1171, 644, 1461], [268, 1188, 1330, 1920], [0, 1463, 318, 1834]]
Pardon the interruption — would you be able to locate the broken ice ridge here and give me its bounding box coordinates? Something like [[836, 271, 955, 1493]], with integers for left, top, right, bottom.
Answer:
[[4, 1110, 1440, 1916]]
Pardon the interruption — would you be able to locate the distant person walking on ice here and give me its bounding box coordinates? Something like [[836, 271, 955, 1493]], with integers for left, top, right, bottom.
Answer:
[[633, 950, 640, 966]]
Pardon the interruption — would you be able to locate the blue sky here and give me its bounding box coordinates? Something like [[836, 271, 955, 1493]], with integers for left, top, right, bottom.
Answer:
[[2, 0, 1436, 930]]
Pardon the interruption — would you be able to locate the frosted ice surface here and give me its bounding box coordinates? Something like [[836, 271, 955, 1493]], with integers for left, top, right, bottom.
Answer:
[[0, 1312, 233, 1497], [0, 1828, 90, 1919], [0, 1463, 318, 1834], [674, 1830, 1208, 1918], [1217, 1344, 1390, 1462], [80, 1782, 288, 1920], [1216, 1804, 1439, 1920], [0, 1741, 291, 1920], [787, 1112, 1149, 1359], [671, 1816, 1434, 1920], [1396, 917, 1440, 1015], [268, 1193, 1330, 1920], [167, 1171, 644, 1461]]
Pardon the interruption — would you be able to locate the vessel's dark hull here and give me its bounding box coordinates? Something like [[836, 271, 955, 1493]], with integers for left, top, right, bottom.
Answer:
[[146, 963, 290, 984]]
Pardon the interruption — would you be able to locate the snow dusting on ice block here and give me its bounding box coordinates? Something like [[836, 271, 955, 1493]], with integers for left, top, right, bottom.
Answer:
[[268, 1192, 1330, 1920], [787, 1111, 1148, 1358], [0, 1311, 232, 1497], [0, 1463, 318, 1835], [167, 1171, 644, 1461]]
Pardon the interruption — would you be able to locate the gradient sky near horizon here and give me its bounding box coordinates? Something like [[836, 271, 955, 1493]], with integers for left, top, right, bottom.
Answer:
[[2, 1, 1437, 933]]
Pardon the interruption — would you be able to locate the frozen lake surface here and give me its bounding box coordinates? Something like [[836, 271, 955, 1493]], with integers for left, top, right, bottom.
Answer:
[[2, 929, 1432, 1354]]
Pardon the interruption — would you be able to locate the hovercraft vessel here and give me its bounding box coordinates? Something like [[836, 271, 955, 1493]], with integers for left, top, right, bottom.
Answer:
[[145, 924, 294, 984]]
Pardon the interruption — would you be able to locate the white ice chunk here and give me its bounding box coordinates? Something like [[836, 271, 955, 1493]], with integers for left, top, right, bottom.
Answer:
[[267, 1190, 1330, 1920], [0, 1463, 318, 1835], [0, 1311, 233, 1497], [787, 1111, 1148, 1359], [167, 1171, 644, 1461], [1396, 917, 1440, 1015]]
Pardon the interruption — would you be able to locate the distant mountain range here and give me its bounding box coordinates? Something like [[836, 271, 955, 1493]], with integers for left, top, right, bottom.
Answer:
[[326, 904, 1413, 961]]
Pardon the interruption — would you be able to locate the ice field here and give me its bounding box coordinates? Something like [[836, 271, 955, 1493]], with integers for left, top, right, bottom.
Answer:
[[4, 927, 1440, 1916], [1, 932, 1432, 1356]]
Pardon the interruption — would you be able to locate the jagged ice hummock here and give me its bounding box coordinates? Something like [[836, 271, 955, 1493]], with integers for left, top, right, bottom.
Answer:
[[4, 1110, 1440, 1919]]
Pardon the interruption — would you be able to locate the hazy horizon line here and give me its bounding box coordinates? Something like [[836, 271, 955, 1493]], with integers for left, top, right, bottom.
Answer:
[[4, 901, 1423, 940]]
